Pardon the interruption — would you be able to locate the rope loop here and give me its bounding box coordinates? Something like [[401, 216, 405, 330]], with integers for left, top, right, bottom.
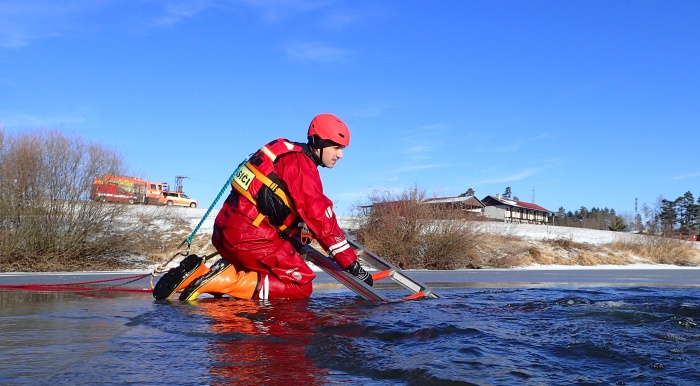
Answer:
[[152, 169, 237, 284], [181, 170, 237, 247]]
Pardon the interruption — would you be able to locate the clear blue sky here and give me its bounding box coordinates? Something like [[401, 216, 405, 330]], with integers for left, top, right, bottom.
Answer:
[[1, 1, 698, 220]]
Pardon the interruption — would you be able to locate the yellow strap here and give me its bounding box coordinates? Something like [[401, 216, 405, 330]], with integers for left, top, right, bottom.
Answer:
[[253, 213, 265, 226], [230, 160, 299, 231], [231, 181, 274, 228], [231, 180, 258, 205], [245, 162, 294, 209]]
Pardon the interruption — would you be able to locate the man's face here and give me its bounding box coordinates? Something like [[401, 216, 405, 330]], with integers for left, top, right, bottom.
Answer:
[[317, 145, 344, 168]]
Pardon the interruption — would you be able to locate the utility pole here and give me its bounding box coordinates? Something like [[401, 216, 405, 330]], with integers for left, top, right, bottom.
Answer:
[[175, 175, 189, 193]]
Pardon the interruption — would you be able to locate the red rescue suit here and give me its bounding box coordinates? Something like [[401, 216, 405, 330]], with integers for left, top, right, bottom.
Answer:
[[212, 138, 357, 299]]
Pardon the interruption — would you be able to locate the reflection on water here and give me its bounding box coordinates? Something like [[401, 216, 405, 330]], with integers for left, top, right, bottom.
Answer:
[[196, 298, 328, 385], [1, 285, 700, 385], [1, 291, 150, 385], [0, 291, 80, 313]]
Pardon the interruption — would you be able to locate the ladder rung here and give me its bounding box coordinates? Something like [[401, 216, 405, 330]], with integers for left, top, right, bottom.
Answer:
[[291, 235, 439, 300], [403, 291, 426, 300], [348, 236, 439, 300], [371, 270, 392, 282]]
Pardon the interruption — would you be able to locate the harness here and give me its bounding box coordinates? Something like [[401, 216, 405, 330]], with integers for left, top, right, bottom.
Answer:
[[231, 138, 307, 232]]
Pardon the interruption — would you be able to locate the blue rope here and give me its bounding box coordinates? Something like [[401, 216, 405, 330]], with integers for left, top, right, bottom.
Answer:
[[180, 170, 237, 250]]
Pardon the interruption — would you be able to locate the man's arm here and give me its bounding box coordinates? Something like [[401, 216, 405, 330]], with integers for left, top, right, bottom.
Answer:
[[276, 153, 357, 269]]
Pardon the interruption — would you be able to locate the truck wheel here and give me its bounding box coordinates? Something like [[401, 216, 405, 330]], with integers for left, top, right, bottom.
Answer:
[[167, 201, 174, 206], [190, 203, 197, 208], [128, 198, 135, 204]]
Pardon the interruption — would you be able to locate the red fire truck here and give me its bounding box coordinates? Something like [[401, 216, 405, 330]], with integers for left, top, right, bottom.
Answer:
[[91, 175, 170, 205], [144, 181, 170, 204]]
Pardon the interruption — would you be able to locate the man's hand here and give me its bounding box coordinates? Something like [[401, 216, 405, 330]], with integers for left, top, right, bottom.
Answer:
[[347, 261, 373, 286]]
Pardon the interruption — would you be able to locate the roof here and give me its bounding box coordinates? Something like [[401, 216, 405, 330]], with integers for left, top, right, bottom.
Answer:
[[423, 195, 484, 206], [482, 195, 552, 213]]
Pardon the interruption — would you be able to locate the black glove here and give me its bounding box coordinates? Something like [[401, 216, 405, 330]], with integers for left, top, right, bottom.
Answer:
[[347, 261, 373, 286]]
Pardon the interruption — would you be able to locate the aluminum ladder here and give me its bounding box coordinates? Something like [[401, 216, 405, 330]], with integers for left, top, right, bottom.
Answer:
[[291, 236, 439, 301]]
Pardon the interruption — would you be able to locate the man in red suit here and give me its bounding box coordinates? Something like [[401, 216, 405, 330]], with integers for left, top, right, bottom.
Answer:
[[154, 113, 372, 301]]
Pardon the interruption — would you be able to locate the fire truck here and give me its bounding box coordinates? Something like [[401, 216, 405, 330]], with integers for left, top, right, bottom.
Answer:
[[144, 181, 171, 204], [91, 175, 170, 205]]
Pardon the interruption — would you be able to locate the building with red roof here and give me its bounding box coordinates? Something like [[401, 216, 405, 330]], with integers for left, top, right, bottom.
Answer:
[[481, 194, 553, 225]]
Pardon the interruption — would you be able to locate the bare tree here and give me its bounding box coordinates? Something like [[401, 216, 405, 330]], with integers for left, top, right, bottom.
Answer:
[[352, 185, 482, 269], [0, 129, 181, 271]]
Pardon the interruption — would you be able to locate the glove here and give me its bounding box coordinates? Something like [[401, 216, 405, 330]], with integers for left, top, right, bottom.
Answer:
[[347, 261, 373, 286], [298, 221, 314, 245]]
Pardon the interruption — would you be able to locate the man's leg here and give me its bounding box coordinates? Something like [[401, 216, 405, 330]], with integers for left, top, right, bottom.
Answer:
[[179, 258, 313, 300], [211, 219, 316, 299]]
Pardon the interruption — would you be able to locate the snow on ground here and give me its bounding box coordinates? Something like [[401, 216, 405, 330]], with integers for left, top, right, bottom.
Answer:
[[515, 263, 700, 270], [176, 211, 629, 246], [478, 221, 644, 245], [163, 208, 700, 271], [174, 209, 683, 247], [177, 207, 218, 234]]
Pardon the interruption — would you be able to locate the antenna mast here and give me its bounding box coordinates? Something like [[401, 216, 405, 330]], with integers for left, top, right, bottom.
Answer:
[[175, 175, 189, 192]]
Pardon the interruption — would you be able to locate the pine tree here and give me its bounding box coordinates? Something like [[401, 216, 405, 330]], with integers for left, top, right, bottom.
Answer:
[[677, 191, 696, 233], [659, 198, 677, 235], [503, 186, 512, 199], [458, 188, 475, 197], [608, 216, 628, 232]]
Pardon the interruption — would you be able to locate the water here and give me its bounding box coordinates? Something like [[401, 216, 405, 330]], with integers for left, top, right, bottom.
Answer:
[[1, 280, 700, 385]]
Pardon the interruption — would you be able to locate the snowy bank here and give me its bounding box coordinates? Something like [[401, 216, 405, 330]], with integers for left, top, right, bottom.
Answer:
[[173, 209, 699, 250]]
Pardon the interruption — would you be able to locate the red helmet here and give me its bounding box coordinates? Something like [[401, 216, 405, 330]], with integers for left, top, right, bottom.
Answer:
[[307, 113, 350, 147]]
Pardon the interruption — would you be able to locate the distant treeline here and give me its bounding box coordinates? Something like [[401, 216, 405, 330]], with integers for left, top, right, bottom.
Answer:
[[553, 191, 700, 235]]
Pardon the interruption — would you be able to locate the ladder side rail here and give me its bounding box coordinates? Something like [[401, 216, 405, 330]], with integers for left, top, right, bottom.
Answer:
[[383, 270, 439, 298], [347, 237, 440, 299], [354, 250, 393, 271], [387, 271, 428, 294], [293, 240, 388, 301], [348, 238, 402, 271], [389, 270, 440, 298]]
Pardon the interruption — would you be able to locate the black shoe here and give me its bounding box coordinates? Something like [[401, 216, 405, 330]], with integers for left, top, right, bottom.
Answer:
[[179, 259, 230, 301], [152, 254, 204, 300]]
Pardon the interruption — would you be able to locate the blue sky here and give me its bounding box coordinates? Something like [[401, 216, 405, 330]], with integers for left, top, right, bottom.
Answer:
[[1, 1, 698, 220]]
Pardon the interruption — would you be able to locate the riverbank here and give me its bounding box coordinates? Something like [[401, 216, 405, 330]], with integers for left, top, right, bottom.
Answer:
[[3, 266, 700, 289], [2, 206, 699, 273], [171, 207, 700, 267]]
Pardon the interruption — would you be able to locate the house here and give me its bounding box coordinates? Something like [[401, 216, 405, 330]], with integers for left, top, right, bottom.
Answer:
[[481, 194, 552, 225], [359, 195, 485, 218], [360, 193, 552, 225], [422, 195, 485, 216]]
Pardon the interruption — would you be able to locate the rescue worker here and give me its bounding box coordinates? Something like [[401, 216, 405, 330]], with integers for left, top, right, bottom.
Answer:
[[153, 113, 373, 301]]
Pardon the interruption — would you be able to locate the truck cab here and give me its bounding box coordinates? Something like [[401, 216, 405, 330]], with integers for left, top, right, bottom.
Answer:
[[145, 182, 170, 204]]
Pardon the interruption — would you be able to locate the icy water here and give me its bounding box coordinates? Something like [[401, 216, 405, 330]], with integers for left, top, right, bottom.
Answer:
[[1, 277, 700, 385]]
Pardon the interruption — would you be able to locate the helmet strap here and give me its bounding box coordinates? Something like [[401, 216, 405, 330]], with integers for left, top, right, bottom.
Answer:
[[307, 135, 339, 168], [318, 147, 327, 168], [304, 142, 324, 167]]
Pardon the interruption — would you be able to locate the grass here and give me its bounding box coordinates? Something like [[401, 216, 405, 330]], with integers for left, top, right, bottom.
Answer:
[[2, 202, 699, 272], [610, 237, 700, 266], [351, 187, 700, 269], [444, 232, 700, 269], [0, 205, 196, 272]]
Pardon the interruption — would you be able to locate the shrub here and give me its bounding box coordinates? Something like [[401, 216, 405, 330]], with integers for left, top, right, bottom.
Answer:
[[611, 237, 700, 266], [0, 129, 178, 271], [353, 186, 484, 269]]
